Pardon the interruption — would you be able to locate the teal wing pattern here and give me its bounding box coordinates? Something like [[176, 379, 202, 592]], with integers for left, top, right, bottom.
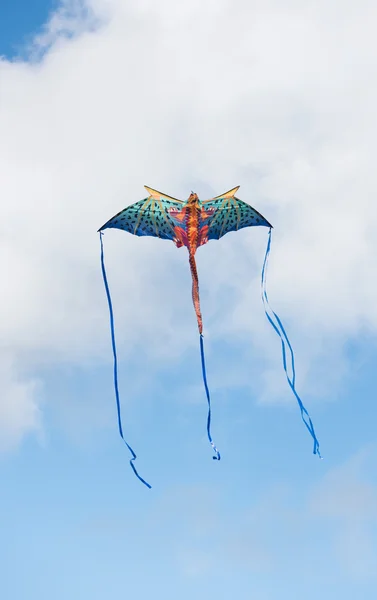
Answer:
[[202, 188, 272, 241], [98, 187, 183, 241]]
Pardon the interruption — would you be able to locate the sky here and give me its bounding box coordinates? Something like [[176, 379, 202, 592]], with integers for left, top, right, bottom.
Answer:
[[1, 0, 377, 598]]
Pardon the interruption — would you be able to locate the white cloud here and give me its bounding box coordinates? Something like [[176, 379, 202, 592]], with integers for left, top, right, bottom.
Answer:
[[0, 356, 42, 451], [1, 0, 377, 445]]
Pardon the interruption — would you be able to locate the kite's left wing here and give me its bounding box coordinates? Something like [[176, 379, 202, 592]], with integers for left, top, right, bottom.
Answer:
[[202, 187, 272, 241], [98, 186, 183, 241]]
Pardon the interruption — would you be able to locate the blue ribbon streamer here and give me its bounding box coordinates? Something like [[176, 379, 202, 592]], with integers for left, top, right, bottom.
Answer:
[[100, 232, 152, 488], [261, 229, 321, 458], [199, 333, 221, 461]]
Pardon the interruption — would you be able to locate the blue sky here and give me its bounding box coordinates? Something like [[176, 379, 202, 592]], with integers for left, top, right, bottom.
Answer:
[[0, 0, 56, 58], [1, 1, 377, 599]]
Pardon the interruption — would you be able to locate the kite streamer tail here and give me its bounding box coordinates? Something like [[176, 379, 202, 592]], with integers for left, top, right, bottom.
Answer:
[[99, 232, 152, 488], [261, 229, 322, 459], [188, 251, 220, 461], [200, 334, 221, 461]]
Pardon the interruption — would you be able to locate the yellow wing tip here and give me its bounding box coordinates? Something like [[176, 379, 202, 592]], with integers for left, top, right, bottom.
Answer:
[[144, 185, 182, 203], [144, 185, 159, 196], [214, 186, 240, 199]]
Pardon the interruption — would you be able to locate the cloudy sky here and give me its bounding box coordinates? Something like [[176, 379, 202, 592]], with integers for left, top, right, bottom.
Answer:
[[1, 0, 377, 598]]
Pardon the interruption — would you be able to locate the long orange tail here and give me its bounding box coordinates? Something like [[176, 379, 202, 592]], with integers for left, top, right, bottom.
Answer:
[[189, 252, 203, 334]]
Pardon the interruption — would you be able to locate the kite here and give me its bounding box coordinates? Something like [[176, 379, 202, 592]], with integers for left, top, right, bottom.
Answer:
[[99, 186, 321, 488]]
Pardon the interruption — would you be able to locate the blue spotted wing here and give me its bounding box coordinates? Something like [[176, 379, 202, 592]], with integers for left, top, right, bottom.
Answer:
[[98, 186, 183, 241], [202, 187, 272, 241]]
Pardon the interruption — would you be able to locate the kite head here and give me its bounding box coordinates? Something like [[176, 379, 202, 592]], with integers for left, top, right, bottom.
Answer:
[[188, 192, 199, 204]]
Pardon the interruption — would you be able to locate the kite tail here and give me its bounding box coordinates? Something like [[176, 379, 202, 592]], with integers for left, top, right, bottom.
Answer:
[[261, 229, 322, 459], [189, 251, 203, 334], [188, 251, 220, 461], [99, 233, 152, 488]]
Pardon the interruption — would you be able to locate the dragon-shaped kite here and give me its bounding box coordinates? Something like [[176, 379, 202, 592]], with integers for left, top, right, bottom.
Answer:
[[99, 186, 321, 488]]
